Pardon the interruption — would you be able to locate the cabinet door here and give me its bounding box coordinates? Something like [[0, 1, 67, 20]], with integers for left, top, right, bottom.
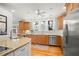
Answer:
[[56, 36, 62, 46], [14, 46, 26, 56], [28, 35, 49, 45], [66, 3, 79, 12], [19, 21, 31, 35], [14, 42, 31, 56], [28, 35, 37, 44], [20, 42, 31, 56], [24, 22, 30, 30], [26, 41, 31, 56], [19, 21, 25, 30], [67, 3, 73, 11], [58, 16, 63, 30], [37, 35, 49, 45]]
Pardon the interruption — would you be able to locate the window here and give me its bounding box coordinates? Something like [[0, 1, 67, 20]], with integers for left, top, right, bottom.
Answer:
[[0, 14, 7, 35]]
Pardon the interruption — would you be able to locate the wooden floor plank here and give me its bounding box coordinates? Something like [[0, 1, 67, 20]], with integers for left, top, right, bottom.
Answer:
[[32, 44, 63, 56]]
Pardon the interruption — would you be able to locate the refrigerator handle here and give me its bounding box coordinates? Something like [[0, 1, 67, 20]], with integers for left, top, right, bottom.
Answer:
[[65, 24, 69, 45], [64, 24, 69, 47]]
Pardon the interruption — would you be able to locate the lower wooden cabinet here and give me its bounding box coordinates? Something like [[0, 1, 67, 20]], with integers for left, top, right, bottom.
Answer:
[[28, 35, 63, 49], [6, 41, 31, 56], [28, 35, 37, 44], [37, 35, 49, 45], [28, 35, 49, 45], [56, 36, 63, 47]]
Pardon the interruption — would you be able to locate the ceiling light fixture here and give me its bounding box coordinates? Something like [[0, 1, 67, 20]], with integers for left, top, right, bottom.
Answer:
[[63, 6, 66, 10], [11, 10, 15, 13]]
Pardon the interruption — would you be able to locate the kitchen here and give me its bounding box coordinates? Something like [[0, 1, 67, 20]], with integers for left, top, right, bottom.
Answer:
[[0, 3, 79, 56]]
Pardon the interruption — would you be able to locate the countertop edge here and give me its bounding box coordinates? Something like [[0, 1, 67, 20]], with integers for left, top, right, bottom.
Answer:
[[0, 38, 31, 56]]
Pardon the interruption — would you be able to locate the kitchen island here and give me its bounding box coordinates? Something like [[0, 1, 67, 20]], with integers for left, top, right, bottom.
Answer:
[[26, 30, 63, 51], [26, 30, 63, 47], [0, 37, 31, 56]]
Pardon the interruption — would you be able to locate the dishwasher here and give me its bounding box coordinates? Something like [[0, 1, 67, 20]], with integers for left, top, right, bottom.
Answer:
[[49, 36, 56, 45]]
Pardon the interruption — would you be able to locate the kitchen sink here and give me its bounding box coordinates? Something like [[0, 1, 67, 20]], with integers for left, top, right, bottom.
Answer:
[[0, 46, 9, 52]]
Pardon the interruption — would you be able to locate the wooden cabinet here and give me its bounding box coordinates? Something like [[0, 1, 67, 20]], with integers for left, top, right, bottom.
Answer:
[[72, 3, 79, 10], [65, 3, 73, 12], [28, 35, 37, 43], [58, 16, 64, 30], [19, 21, 25, 30], [56, 36, 63, 49], [6, 41, 31, 56], [37, 35, 49, 45], [28, 35, 63, 48], [19, 21, 30, 30], [19, 21, 31, 35], [56, 36, 62, 46], [28, 35, 49, 45], [57, 3, 79, 30], [60, 37, 64, 50], [65, 3, 79, 13]]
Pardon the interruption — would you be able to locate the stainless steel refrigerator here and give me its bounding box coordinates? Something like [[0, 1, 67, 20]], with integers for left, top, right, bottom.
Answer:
[[63, 8, 79, 56]]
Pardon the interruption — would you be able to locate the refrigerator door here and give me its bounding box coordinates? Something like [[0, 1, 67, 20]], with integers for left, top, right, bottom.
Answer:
[[63, 20, 79, 56], [63, 24, 69, 48]]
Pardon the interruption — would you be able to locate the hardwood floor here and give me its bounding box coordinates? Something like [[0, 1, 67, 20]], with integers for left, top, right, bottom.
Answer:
[[32, 44, 63, 56]]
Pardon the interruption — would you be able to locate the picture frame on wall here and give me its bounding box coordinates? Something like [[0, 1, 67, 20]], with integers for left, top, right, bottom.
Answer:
[[48, 20, 53, 30], [0, 14, 7, 35]]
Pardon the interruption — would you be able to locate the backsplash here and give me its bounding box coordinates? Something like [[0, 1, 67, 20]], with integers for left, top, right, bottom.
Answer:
[[31, 18, 58, 32]]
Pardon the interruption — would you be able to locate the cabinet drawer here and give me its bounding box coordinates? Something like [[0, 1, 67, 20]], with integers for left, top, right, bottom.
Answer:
[[28, 35, 49, 45]]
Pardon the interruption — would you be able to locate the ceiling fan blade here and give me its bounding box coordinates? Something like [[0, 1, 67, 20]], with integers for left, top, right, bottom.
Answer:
[[36, 9, 46, 16], [36, 9, 40, 15]]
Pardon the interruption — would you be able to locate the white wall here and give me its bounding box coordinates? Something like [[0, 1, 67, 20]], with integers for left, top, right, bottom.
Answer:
[[53, 17, 58, 31], [27, 17, 58, 31], [0, 7, 13, 38], [31, 20, 48, 31]]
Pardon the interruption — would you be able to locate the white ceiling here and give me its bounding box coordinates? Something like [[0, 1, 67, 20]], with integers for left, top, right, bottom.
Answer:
[[0, 3, 65, 20]]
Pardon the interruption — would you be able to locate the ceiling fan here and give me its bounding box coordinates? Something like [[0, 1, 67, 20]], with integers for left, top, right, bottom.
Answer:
[[35, 9, 46, 17]]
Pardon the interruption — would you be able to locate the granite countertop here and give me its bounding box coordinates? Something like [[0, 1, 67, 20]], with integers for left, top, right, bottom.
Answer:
[[0, 37, 31, 56], [26, 30, 63, 36]]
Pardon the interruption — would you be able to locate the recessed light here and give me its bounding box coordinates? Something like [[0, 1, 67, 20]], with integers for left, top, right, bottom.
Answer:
[[63, 6, 66, 10], [11, 10, 15, 13]]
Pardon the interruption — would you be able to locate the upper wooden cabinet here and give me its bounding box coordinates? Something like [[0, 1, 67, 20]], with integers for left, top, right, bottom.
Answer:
[[19, 21, 31, 30], [65, 3, 79, 13], [58, 16, 64, 30], [19, 21, 31, 35]]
